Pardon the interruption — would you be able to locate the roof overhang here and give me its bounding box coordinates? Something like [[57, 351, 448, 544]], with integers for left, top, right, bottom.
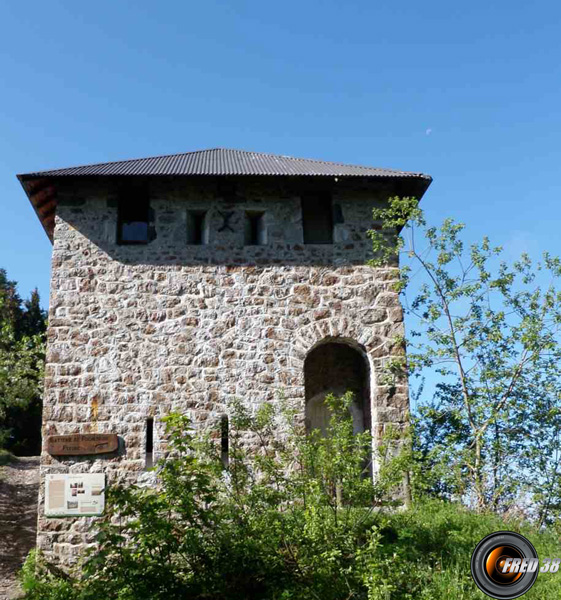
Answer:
[[17, 149, 432, 243], [17, 175, 58, 242]]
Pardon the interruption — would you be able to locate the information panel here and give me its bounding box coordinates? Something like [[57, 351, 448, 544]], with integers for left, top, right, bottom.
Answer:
[[45, 473, 105, 517]]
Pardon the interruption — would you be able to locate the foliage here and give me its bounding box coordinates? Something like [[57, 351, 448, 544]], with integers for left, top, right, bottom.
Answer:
[[369, 197, 561, 523], [21, 394, 412, 600], [20, 550, 77, 600], [0, 269, 46, 455], [20, 395, 561, 599], [372, 498, 561, 599], [0, 447, 13, 466]]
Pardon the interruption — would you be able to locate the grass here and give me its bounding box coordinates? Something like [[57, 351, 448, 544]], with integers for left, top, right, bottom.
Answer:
[[376, 498, 561, 599], [18, 496, 561, 599]]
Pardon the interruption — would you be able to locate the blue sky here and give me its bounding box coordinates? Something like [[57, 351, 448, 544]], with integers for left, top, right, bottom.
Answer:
[[1, 0, 560, 306]]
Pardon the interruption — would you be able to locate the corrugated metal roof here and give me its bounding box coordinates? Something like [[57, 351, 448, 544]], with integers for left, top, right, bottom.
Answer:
[[18, 148, 431, 180]]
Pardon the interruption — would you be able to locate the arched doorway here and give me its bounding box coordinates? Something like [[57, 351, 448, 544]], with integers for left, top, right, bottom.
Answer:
[[304, 341, 371, 436]]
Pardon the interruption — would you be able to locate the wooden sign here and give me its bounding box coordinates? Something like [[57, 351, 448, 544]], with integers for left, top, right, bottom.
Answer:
[[46, 433, 118, 456]]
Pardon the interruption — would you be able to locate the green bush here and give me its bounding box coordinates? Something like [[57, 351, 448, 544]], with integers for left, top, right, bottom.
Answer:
[[20, 550, 79, 600], [20, 394, 561, 599]]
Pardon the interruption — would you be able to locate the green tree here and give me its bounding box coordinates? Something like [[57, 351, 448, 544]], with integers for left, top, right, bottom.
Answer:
[[369, 197, 561, 522], [0, 269, 46, 455]]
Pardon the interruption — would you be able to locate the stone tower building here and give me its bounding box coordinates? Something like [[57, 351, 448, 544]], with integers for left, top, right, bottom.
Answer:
[[18, 148, 431, 565]]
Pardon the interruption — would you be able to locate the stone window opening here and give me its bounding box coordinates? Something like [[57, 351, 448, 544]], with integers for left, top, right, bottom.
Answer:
[[244, 211, 266, 246], [301, 193, 333, 244], [117, 195, 150, 244], [304, 341, 371, 437], [187, 210, 209, 245], [220, 414, 229, 469], [145, 417, 154, 470]]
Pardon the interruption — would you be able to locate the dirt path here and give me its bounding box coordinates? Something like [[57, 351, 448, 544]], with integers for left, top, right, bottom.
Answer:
[[0, 457, 40, 600]]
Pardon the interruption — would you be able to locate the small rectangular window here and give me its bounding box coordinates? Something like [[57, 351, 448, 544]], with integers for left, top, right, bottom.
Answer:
[[145, 418, 154, 469], [220, 414, 229, 469], [117, 196, 150, 244], [244, 211, 266, 245], [333, 203, 344, 224], [187, 210, 208, 245], [302, 194, 333, 244]]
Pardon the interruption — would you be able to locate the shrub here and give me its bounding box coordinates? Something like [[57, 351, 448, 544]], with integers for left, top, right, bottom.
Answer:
[[20, 394, 561, 599]]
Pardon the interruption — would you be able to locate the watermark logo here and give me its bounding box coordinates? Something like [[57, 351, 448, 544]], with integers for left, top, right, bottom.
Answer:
[[471, 532, 539, 599]]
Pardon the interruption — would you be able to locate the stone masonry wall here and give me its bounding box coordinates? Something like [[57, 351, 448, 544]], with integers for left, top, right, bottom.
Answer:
[[37, 177, 409, 565]]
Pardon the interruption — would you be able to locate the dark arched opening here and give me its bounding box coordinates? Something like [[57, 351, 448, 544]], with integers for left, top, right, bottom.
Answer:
[[304, 341, 371, 435]]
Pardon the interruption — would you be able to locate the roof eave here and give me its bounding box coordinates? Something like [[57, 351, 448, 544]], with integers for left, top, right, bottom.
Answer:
[[17, 174, 56, 244], [17, 171, 432, 244]]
